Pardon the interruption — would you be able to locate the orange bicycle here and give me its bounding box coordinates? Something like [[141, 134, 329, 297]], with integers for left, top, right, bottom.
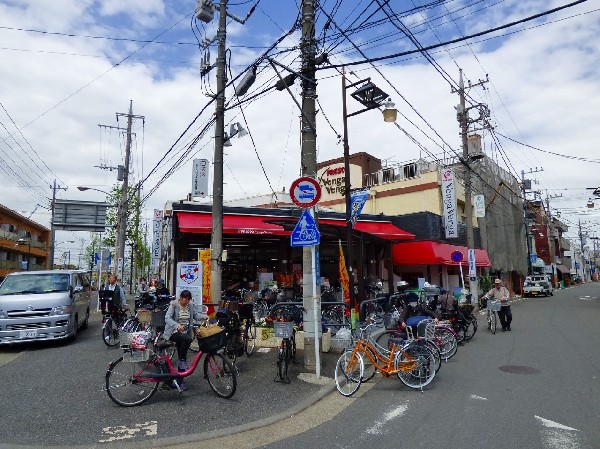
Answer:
[[334, 331, 436, 396]]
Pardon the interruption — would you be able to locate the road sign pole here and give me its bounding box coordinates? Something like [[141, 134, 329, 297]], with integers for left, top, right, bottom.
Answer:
[[310, 207, 320, 379]]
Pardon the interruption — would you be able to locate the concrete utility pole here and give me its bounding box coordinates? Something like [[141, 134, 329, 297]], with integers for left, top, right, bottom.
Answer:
[[115, 101, 144, 282], [521, 168, 543, 275], [454, 69, 487, 299], [49, 179, 67, 269], [299, 0, 319, 372], [578, 219, 586, 282], [210, 0, 228, 305]]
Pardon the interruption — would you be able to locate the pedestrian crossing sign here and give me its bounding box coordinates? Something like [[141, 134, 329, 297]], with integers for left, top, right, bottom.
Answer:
[[290, 209, 320, 247]]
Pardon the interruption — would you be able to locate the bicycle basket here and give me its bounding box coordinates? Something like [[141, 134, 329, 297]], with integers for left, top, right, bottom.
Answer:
[[487, 301, 502, 312], [123, 348, 150, 363], [273, 321, 295, 338], [151, 310, 166, 329], [197, 330, 226, 354]]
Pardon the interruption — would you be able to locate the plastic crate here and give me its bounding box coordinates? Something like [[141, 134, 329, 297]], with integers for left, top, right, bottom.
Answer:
[[151, 310, 166, 329], [273, 321, 295, 338], [123, 348, 150, 363], [487, 300, 502, 312]]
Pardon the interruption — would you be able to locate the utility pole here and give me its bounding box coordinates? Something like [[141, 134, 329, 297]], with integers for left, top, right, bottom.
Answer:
[[454, 69, 487, 300], [578, 219, 586, 283], [115, 101, 144, 284], [299, 0, 320, 373], [521, 168, 543, 275], [210, 0, 228, 304], [49, 180, 67, 269], [545, 190, 562, 287]]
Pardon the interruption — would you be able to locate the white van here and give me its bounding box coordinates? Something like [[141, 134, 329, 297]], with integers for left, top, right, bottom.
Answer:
[[0, 270, 92, 344]]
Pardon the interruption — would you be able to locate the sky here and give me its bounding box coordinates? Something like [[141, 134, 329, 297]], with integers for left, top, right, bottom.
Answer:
[[1, 0, 600, 262]]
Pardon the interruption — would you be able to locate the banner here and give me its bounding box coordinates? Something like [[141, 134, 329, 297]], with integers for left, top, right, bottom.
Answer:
[[350, 190, 369, 227], [338, 240, 350, 305], [199, 249, 212, 312], [441, 168, 458, 238]]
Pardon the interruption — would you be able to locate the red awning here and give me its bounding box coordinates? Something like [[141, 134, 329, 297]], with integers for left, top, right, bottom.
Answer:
[[178, 212, 290, 236], [319, 218, 414, 241], [392, 241, 491, 267]]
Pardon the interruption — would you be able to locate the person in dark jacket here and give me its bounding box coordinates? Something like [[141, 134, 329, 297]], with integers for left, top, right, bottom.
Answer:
[[400, 291, 437, 330]]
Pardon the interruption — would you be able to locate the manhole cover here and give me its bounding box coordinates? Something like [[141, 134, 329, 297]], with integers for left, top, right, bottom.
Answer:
[[499, 365, 540, 374]]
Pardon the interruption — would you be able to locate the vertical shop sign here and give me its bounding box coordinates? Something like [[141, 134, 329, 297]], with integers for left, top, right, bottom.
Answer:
[[350, 190, 369, 227], [474, 194, 485, 218], [338, 240, 350, 305], [192, 159, 209, 198], [468, 249, 476, 278], [441, 168, 458, 238], [151, 209, 163, 269]]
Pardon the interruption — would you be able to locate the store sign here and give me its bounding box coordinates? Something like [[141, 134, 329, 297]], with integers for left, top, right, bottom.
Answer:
[[442, 168, 458, 238], [151, 209, 163, 269], [192, 159, 209, 198], [350, 190, 369, 227], [175, 261, 203, 304], [474, 194, 485, 218], [316, 163, 363, 202]]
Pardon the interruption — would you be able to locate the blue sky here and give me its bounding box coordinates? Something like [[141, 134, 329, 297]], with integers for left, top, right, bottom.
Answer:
[[1, 0, 600, 259]]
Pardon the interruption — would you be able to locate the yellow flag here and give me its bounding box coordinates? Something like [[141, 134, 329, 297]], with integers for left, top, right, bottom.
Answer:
[[338, 240, 350, 304]]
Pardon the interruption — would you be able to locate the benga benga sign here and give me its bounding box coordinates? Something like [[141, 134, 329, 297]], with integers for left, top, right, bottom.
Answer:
[[317, 163, 363, 201], [442, 168, 458, 238]]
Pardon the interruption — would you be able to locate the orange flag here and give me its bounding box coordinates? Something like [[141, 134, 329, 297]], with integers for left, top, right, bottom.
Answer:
[[338, 240, 350, 305]]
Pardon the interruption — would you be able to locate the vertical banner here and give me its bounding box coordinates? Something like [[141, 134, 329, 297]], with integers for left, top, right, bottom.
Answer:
[[474, 194, 486, 218], [151, 209, 163, 270], [468, 248, 476, 278], [199, 249, 212, 313], [349, 190, 369, 227], [192, 159, 209, 198], [338, 240, 350, 305], [441, 168, 458, 238]]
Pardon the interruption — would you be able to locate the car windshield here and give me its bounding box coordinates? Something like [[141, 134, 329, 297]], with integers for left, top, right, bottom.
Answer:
[[0, 274, 70, 295]]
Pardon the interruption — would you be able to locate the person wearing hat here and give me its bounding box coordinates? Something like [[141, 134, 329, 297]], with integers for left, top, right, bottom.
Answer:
[[154, 278, 171, 299], [484, 279, 512, 331], [400, 291, 438, 332]]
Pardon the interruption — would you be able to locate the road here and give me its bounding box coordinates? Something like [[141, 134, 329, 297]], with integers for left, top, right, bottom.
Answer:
[[0, 284, 598, 448]]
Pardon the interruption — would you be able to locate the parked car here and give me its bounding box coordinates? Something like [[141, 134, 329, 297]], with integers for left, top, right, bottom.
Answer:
[[0, 270, 92, 345], [523, 275, 553, 297]]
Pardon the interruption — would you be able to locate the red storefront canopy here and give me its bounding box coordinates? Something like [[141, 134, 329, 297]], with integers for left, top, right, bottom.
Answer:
[[319, 218, 414, 241], [393, 241, 491, 266], [177, 212, 289, 236]]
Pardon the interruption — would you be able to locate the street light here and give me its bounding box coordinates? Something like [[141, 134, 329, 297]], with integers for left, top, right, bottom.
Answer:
[[77, 186, 111, 195], [15, 238, 31, 271], [341, 68, 397, 323]]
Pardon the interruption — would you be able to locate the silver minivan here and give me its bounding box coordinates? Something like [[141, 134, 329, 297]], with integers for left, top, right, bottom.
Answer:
[[0, 270, 92, 344]]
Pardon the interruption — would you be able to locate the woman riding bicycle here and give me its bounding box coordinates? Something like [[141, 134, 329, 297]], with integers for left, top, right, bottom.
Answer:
[[164, 290, 206, 389]]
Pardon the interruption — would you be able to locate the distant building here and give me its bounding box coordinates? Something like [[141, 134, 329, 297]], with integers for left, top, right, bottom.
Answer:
[[0, 204, 50, 280]]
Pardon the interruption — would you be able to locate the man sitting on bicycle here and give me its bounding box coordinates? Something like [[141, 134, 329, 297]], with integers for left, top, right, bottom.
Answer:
[[164, 290, 207, 389], [102, 273, 128, 316], [399, 292, 438, 335]]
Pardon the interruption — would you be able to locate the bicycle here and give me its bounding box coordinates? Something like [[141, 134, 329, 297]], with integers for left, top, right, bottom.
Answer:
[[270, 304, 304, 383], [335, 325, 437, 396], [102, 305, 143, 347], [239, 301, 257, 356], [485, 300, 501, 334], [105, 328, 237, 407]]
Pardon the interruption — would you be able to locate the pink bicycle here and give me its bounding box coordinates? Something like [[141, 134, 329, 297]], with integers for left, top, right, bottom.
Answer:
[[105, 330, 237, 406]]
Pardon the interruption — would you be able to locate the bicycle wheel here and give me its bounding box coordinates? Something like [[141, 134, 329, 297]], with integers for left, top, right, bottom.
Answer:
[[204, 353, 237, 399], [102, 318, 120, 347], [375, 330, 403, 352], [395, 343, 436, 389], [464, 316, 477, 341], [244, 321, 257, 356], [424, 340, 442, 374], [334, 350, 364, 397], [276, 343, 287, 382], [433, 327, 458, 361], [490, 312, 497, 334], [105, 356, 161, 407]]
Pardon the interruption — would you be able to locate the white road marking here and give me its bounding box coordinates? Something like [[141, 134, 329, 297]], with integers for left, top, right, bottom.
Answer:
[[256, 347, 271, 353], [535, 416, 581, 449], [535, 416, 579, 431], [99, 421, 158, 443], [469, 394, 488, 401], [365, 404, 408, 435], [580, 296, 597, 300]]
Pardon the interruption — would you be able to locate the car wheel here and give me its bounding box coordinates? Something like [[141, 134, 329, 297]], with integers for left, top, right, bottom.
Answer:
[[69, 315, 78, 342]]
